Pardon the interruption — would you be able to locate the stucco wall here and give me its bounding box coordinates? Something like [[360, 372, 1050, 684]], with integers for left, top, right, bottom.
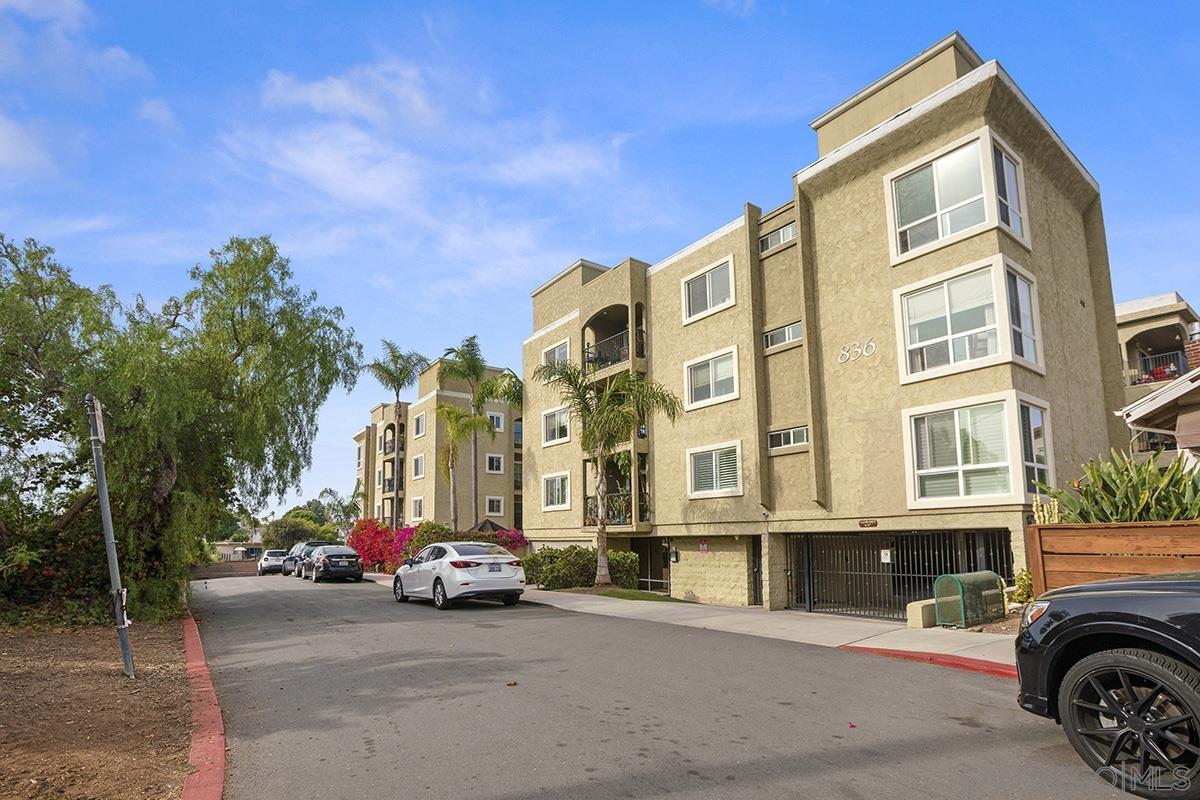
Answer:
[[669, 535, 753, 605]]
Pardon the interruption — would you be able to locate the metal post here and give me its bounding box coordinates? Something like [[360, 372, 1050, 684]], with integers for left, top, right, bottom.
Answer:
[[85, 394, 135, 679]]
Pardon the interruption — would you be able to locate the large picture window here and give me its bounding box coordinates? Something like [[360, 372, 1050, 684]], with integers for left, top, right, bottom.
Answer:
[[912, 402, 1009, 500], [893, 141, 985, 255], [903, 267, 996, 373]]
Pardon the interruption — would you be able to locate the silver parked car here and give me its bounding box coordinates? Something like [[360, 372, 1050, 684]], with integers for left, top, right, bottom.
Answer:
[[257, 549, 288, 575]]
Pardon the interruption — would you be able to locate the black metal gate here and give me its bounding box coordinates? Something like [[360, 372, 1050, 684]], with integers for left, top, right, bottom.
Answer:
[[787, 530, 1012, 621]]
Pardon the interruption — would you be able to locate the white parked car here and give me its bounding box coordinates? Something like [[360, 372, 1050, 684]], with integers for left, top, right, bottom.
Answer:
[[257, 549, 288, 575], [393, 542, 525, 609]]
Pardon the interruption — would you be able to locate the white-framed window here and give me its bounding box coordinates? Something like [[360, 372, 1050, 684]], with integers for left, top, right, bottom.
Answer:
[[412, 454, 425, 479], [487, 411, 504, 432], [542, 338, 569, 367], [1020, 402, 1050, 493], [413, 412, 426, 438], [993, 142, 1025, 239], [485, 453, 504, 474], [763, 321, 803, 350], [681, 256, 735, 324], [758, 222, 796, 253], [892, 140, 985, 256], [542, 472, 570, 511], [375, 467, 382, 487], [768, 426, 809, 450], [893, 256, 1043, 384], [902, 266, 997, 374], [377, 433, 384, 452], [486, 496, 504, 516], [542, 406, 570, 446], [912, 401, 1009, 501], [411, 497, 424, 521], [687, 441, 742, 498], [374, 503, 382, 518], [356, 444, 363, 469], [684, 346, 738, 410], [1007, 269, 1038, 364]]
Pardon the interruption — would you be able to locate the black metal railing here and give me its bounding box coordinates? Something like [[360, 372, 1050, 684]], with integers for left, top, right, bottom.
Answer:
[[513, 434, 522, 449], [383, 477, 395, 492], [1133, 431, 1178, 453], [584, 492, 632, 526], [1131, 351, 1188, 385], [584, 328, 645, 372]]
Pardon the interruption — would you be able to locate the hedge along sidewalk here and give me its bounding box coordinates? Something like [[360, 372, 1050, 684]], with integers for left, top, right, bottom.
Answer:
[[362, 574, 1017, 673]]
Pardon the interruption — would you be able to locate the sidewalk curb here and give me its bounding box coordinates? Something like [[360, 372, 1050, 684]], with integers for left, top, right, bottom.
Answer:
[[182, 615, 225, 800], [839, 644, 1018, 680]]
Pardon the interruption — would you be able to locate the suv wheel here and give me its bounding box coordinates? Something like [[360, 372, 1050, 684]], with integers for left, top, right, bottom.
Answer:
[[502, 594, 519, 606], [433, 579, 452, 610], [1059, 647, 1200, 799], [393, 577, 408, 603]]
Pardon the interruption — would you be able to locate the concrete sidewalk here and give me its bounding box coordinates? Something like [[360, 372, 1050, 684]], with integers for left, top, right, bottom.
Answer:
[[365, 573, 1016, 669]]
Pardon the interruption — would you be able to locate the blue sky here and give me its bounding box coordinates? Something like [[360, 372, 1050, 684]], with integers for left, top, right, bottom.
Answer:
[[3, 1, 1198, 517]]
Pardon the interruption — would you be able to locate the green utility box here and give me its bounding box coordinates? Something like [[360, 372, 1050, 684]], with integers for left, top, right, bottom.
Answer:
[[933, 570, 1007, 628]]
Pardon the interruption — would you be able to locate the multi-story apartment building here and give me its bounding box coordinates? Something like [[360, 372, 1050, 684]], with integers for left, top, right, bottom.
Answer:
[[354, 360, 523, 530], [521, 33, 1127, 617], [1114, 291, 1199, 454]]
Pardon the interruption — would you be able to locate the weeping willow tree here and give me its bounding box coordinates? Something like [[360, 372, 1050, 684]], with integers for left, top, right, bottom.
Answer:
[[0, 234, 361, 620]]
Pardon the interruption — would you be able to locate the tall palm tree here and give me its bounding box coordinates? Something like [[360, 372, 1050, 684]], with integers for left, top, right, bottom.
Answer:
[[479, 367, 524, 412], [531, 361, 682, 585], [364, 340, 429, 526], [435, 403, 492, 532], [440, 336, 489, 525]]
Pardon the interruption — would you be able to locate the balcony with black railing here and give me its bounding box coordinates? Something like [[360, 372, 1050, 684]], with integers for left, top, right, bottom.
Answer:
[[584, 328, 645, 373], [1130, 351, 1189, 385], [584, 492, 632, 527], [383, 477, 395, 492]]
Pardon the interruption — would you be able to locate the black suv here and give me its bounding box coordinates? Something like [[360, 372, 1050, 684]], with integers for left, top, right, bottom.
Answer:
[[1016, 572, 1200, 799], [281, 540, 334, 576]]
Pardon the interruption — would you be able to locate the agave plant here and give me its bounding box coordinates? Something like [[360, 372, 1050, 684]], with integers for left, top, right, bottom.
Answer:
[[1037, 449, 1200, 523]]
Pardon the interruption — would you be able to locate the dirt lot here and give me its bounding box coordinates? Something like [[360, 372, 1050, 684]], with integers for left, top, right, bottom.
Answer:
[[0, 621, 192, 800]]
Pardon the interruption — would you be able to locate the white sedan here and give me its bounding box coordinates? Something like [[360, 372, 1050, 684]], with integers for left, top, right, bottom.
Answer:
[[393, 542, 525, 609]]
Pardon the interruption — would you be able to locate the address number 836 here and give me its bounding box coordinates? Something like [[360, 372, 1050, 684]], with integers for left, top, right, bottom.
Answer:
[[837, 337, 876, 364]]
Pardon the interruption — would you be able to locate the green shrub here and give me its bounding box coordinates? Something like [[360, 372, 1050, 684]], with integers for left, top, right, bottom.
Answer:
[[1010, 568, 1035, 604], [1039, 449, 1200, 523], [527, 545, 638, 590]]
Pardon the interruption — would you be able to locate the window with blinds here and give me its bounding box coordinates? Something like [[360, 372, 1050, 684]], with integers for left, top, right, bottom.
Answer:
[[902, 267, 997, 374], [543, 474, 569, 510], [689, 444, 741, 496], [687, 349, 737, 408], [683, 261, 733, 321], [912, 402, 1009, 499], [543, 407, 569, 445]]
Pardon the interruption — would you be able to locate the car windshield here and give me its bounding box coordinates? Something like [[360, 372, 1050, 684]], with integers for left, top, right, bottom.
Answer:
[[452, 544, 512, 556], [265, 550, 287, 557], [320, 547, 357, 556]]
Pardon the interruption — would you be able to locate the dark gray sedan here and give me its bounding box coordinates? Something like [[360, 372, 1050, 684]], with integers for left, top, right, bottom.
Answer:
[[302, 545, 364, 583]]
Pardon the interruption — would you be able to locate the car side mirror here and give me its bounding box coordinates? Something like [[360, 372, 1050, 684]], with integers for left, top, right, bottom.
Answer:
[[404, 558, 415, 568]]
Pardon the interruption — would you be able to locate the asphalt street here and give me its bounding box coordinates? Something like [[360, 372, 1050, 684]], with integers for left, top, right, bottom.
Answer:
[[190, 575, 1122, 800]]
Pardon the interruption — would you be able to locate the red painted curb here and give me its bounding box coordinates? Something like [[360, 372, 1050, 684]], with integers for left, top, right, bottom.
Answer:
[[839, 644, 1018, 680], [182, 615, 225, 800]]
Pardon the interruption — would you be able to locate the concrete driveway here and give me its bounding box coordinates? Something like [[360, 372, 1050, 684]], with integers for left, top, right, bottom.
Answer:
[[190, 576, 1120, 800]]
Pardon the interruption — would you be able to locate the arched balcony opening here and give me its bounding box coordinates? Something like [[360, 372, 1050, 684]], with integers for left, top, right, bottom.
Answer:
[[583, 304, 644, 373]]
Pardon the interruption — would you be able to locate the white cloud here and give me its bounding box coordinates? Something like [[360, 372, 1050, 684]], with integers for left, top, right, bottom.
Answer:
[[702, 0, 756, 17], [490, 138, 621, 187], [261, 61, 437, 126], [0, 113, 53, 174], [220, 121, 426, 211], [138, 97, 179, 133], [0, 0, 90, 31]]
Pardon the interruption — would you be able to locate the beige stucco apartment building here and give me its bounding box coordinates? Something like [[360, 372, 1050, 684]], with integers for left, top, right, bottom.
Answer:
[[354, 360, 523, 531], [520, 33, 1127, 617]]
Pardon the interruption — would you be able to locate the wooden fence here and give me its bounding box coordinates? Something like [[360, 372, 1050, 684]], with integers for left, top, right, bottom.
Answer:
[[1025, 521, 1200, 595]]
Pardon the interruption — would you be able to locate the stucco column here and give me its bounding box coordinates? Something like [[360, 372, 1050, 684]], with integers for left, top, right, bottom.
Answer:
[[762, 533, 789, 611]]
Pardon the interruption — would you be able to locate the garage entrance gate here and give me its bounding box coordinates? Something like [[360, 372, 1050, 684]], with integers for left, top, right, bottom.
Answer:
[[786, 530, 1013, 621]]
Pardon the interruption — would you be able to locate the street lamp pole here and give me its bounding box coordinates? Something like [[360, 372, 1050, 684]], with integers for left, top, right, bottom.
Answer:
[[85, 393, 135, 679]]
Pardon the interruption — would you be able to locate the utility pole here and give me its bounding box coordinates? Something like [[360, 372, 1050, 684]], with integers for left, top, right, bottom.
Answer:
[[85, 393, 135, 679]]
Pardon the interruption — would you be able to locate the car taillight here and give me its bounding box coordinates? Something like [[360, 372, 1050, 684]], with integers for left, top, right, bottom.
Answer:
[[450, 560, 481, 568], [508, 559, 523, 567]]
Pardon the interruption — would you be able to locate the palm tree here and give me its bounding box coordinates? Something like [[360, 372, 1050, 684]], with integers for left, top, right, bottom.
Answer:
[[479, 367, 524, 412], [440, 336, 489, 525], [364, 340, 429, 526], [319, 481, 363, 541], [435, 403, 492, 531], [531, 361, 682, 585]]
